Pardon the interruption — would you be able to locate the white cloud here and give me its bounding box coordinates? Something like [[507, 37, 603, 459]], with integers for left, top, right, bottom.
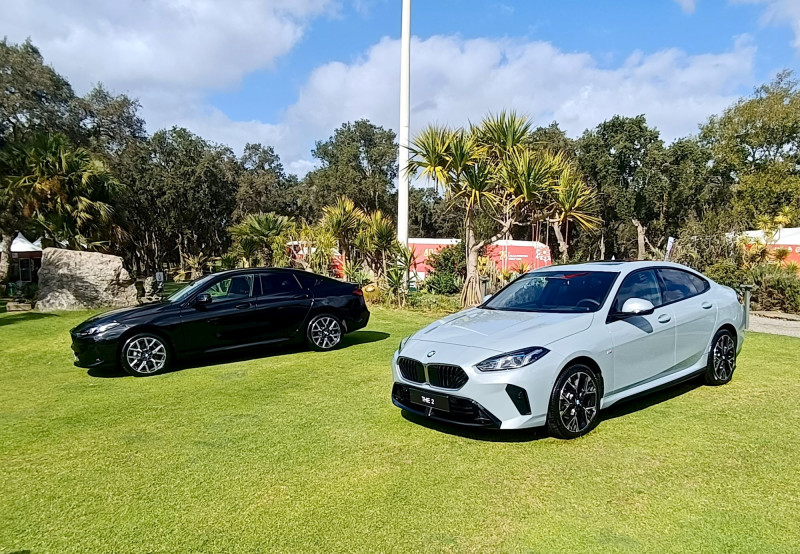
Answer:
[[735, 0, 800, 52], [0, 0, 760, 177], [266, 34, 756, 174], [675, 0, 698, 13]]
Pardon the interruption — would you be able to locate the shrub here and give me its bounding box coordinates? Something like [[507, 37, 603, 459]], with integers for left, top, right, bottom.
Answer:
[[423, 271, 463, 295], [705, 260, 748, 289], [424, 245, 466, 294], [749, 265, 800, 313], [407, 291, 461, 313]]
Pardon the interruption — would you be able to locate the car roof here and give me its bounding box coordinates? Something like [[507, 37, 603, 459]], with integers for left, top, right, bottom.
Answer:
[[207, 267, 304, 278], [532, 260, 701, 276]]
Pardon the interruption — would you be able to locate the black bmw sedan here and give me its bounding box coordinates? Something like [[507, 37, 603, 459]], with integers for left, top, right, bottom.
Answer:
[[70, 268, 370, 376]]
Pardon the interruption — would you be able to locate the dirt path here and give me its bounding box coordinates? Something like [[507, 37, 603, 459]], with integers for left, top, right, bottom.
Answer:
[[748, 315, 800, 338]]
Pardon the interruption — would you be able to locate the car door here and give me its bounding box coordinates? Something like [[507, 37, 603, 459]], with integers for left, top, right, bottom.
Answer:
[[606, 269, 677, 394], [179, 274, 260, 353], [657, 268, 717, 370], [253, 272, 313, 342]]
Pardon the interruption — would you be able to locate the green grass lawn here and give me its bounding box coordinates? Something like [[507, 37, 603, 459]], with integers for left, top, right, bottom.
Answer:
[[1, 308, 799, 553]]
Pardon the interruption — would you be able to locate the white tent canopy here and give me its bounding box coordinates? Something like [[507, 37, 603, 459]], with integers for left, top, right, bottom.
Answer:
[[10, 232, 42, 253], [742, 227, 800, 246]]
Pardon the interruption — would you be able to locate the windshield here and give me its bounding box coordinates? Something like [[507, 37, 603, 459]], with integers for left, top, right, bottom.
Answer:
[[482, 270, 619, 313], [166, 274, 217, 303]]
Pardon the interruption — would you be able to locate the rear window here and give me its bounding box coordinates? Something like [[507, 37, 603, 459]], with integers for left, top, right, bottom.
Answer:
[[260, 273, 302, 295], [658, 268, 709, 303]]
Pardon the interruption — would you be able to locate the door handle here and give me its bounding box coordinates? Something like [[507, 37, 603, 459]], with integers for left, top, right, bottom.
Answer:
[[235, 302, 251, 310], [701, 302, 713, 309], [657, 314, 671, 323], [292, 294, 309, 300]]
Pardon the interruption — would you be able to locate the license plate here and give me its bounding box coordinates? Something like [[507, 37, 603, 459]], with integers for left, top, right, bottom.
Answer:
[[409, 389, 450, 412]]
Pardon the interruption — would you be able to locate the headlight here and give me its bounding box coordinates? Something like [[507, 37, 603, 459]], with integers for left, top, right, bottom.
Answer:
[[398, 336, 411, 353], [78, 322, 121, 336], [475, 347, 549, 371]]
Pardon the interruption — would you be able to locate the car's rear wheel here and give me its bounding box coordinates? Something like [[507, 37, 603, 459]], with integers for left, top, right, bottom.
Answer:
[[704, 328, 736, 386], [120, 333, 171, 376], [546, 364, 601, 439], [306, 314, 343, 351]]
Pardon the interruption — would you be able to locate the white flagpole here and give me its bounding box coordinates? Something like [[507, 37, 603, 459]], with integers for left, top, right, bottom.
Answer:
[[397, 0, 411, 245]]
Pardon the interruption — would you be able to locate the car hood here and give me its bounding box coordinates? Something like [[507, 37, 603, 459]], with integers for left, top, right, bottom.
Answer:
[[411, 307, 594, 352], [71, 301, 173, 332]]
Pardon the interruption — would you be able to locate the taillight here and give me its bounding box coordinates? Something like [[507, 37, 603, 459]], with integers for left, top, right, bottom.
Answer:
[[353, 288, 363, 296]]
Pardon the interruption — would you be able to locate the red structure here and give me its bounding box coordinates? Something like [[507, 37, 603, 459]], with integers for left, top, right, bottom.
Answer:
[[408, 238, 552, 279], [743, 228, 800, 267]]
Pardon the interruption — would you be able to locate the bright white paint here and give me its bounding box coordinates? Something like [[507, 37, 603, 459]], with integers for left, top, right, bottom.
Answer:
[[392, 261, 745, 430], [396, 0, 411, 245]]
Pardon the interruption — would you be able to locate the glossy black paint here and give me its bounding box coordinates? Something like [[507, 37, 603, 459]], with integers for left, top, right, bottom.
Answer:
[[70, 268, 370, 370]]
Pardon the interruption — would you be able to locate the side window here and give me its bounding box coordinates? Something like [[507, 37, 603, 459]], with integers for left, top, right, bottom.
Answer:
[[260, 273, 302, 296], [203, 275, 253, 302], [613, 270, 662, 311], [295, 272, 320, 289], [658, 269, 705, 303]]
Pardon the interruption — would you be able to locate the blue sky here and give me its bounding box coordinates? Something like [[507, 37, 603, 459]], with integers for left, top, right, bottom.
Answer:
[[2, 0, 799, 174]]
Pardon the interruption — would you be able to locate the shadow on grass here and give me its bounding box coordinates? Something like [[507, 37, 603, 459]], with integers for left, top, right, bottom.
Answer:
[[599, 377, 703, 421], [0, 310, 57, 327], [87, 329, 390, 379]]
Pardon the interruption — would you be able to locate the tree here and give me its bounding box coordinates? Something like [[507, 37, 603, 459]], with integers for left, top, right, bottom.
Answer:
[[229, 212, 294, 266], [0, 39, 75, 145], [700, 71, 800, 228], [234, 143, 299, 219], [302, 120, 398, 217], [411, 112, 587, 305], [576, 115, 667, 259], [321, 197, 365, 266], [114, 127, 240, 274], [0, 133, 118, 250], [72, 84, 146, 156]]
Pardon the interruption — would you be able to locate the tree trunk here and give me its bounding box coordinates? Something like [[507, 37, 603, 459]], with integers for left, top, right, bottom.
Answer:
[[632, 218, 647, 260], [549, 220, 569, 263], [599, 232, 605, 261], [0, 232, 13, 286], [461, 210, 483, 308]]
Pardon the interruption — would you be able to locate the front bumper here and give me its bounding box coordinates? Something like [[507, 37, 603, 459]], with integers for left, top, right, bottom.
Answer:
[[391, 341, 560, 430], [70, 333, 119, 369]]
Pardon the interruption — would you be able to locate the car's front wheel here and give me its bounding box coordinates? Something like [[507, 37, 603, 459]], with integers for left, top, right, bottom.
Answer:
[[120, 333, 171, 376], [704, 328, 737, 386], [306, 313, 343, 351], [546, 364, 601, 439]]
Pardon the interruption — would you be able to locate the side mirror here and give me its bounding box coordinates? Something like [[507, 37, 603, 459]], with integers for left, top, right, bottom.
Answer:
[[195, 293, 212, 307], [482, 294, 492, 303], [620, 297, 655, 316]]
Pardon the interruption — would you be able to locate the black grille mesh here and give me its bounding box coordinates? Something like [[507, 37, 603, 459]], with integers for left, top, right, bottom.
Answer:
[[397, 357, 425, 383], [397, 357, 468, 390], [427, 364, 468, 389]]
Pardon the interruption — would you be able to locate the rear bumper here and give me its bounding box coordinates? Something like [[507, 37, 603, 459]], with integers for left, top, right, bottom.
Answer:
[[70, 334, 118, 369], [345, 308, 370, 333]]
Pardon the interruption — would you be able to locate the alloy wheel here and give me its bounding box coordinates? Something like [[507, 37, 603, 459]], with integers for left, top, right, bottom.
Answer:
[[713, 334, 736, 381], [558, 371, 598, 433], [125, 336, 168, 374], [310, 316, 341, 349]]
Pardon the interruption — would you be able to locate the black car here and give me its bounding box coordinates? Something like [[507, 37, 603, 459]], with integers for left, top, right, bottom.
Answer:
[[70, 268, 370, 376]]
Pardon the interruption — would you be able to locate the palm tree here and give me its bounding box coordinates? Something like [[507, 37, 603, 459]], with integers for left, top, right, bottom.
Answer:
[[321, 197, 365, 266], [410, 112, 579, 306], [1, 133, 118, 250], [229, 212, 294, 266], [547, 164, 602, 262]]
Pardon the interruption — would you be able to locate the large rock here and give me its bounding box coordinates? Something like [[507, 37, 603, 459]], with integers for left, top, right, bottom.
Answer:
[[37, 248, 138, 311]]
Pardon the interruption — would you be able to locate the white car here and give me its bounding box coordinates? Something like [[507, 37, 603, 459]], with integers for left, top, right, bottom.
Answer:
[[391, 261, 744, 438]]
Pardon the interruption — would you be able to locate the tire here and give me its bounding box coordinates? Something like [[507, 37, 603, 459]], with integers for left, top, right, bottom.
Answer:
[[306, 313, 343, 351], [704, 328, 737, 386], [546, 363, 601, 439], [120, 332, 171, 376]]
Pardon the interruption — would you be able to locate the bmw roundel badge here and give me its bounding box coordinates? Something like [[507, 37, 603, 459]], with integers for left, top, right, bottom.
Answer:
[[426, 351, 436, 358]]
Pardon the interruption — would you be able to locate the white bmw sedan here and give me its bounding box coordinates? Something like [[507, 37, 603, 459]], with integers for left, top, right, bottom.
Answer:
[[391, 261, 744, 438]]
